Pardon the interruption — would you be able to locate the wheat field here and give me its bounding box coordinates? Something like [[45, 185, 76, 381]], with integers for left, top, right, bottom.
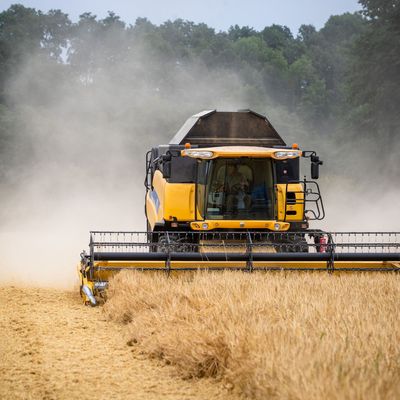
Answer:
[[104, 271, 400, 400]]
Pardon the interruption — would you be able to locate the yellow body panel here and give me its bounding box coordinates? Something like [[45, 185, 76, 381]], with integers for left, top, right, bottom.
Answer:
[[276, 183, 304, 221], [147, 170, 195, 228], [146, 191, 158, 228], [77, 264, 95, 305], [164, 182, 195, 221], [196, 183, 205, 220]]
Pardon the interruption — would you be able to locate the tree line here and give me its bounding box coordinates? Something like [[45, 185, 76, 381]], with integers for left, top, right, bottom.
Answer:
[[0, 0, 399, 153]]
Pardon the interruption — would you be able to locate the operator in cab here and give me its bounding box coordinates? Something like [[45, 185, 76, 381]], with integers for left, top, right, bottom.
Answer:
[[215, 163, 252, 214]]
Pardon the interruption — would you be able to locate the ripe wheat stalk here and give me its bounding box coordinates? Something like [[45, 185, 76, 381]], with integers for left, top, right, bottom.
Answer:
[[104, 271, 400, 399]]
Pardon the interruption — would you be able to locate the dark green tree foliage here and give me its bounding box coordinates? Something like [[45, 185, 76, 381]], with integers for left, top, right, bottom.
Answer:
[[0, 5, 70, 101], [0, 5, 70, 65], [298, 25, 317, 45], [42, 9, 71, 59], [68, 12, 129, 77], [0, 2, 398, 138], [158, 19, 216, 60], [347, 0, 400, 134], [296, 14, 365, 119], [228, 25, 257, 40]]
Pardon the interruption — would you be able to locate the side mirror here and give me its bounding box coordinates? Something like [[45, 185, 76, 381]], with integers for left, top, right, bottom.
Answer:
[[310, 155, 323, 180], [161, 152, 172, 179], [311, 162, 319, 179], [163, 160, 171, 179]]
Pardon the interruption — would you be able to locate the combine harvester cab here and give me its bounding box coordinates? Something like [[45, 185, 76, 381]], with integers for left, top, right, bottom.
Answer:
[[78, 110, 400, 305]]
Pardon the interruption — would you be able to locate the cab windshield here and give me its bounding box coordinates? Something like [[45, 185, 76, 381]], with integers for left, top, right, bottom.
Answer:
[[197, 158, 274, 220]]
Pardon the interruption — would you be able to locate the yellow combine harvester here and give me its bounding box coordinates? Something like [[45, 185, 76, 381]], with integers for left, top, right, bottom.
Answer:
[[78, 110, 400, 305]]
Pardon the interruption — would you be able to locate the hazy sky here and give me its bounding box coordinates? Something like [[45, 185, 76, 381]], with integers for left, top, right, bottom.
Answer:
[[1, 0, 362, 34]]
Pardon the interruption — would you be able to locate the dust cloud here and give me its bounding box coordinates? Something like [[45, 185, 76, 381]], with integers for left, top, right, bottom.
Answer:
[[311, 130, 400, 232], [0, 30, 398, 288], [0, 43, 303, 287]]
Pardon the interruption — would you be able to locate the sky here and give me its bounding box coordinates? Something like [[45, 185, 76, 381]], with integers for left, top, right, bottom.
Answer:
[[0, 0, 362, 34]]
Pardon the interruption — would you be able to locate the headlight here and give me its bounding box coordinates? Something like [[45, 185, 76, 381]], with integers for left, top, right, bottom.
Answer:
[[273, 151, 300, 159], [202, 223, 209, 230], [182, 150, 214, 159], [274, 223, 280, 231]]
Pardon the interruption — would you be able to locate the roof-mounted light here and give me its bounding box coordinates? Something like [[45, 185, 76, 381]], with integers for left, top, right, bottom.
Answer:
[[182, 149, 214, 159], [273, 150, 300, 160]]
